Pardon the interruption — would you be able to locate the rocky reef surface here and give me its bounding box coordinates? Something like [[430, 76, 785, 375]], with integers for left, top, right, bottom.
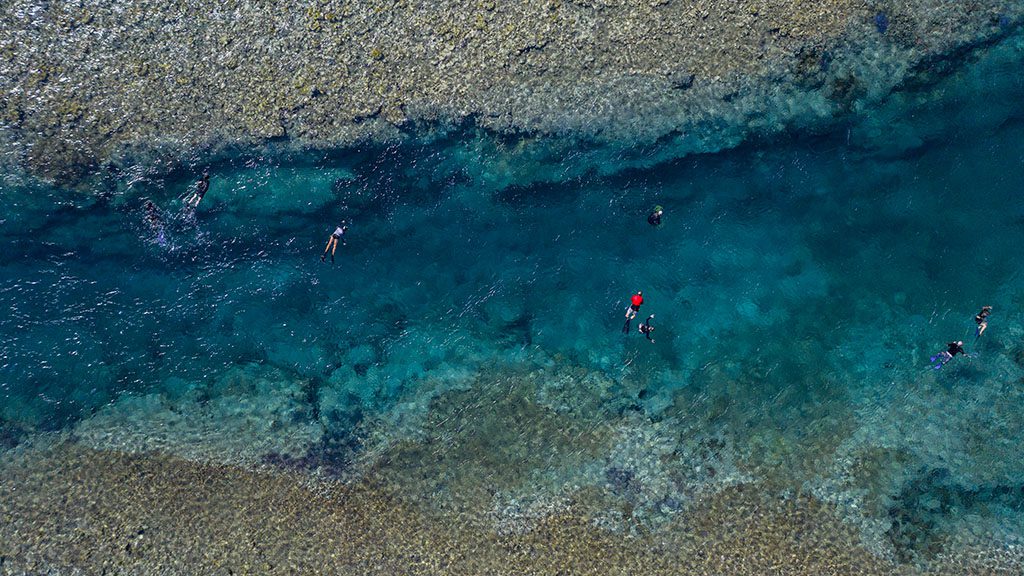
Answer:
[[1, 0, 1021, 184], [4, 440, 1024, 575], [50, 343, 1024, 571]]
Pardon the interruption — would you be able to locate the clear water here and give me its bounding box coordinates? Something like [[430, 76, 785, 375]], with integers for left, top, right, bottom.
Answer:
[[3, 23, 1024, 567]]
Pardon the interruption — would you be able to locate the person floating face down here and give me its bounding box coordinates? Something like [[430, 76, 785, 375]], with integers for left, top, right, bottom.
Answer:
[[648, 205, 664, 226], [143, 200, 167, 246], [622, 291, 643, 333], [321, 222, 348, 263], [184, 171, 210, 209], [975, 306, 993, 338], [144, 200, 161, 228], [930, 340, 966, 369], [637, 314, 655, 343]]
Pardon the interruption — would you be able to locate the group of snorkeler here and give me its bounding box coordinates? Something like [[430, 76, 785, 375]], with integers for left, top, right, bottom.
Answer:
[[928, 305, 993, 369], [623, 294, 994, 363], [142, 170, 353, 263], [140, 171, 211, 240], [618, 206, 665, 342], [623, 290, 655, 343], [147, 186, 991, 368], [641, 202, 994, 366]]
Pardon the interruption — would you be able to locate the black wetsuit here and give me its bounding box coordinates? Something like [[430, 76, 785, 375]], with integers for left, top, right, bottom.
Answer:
[[975, 308, 991, 326], [638, 315, 655, 341], [195, 177, 209, 201], [648, 211, 661, 226], [946, 342, 965, 357], [144, 204, 160, 227]]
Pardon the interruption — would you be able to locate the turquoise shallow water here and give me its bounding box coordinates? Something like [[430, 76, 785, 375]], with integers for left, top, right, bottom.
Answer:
[[3, 26, 1024, 567]]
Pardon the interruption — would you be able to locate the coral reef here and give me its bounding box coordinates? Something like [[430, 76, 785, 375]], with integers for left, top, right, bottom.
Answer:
[[5, 441, 1023, 574], [0, 0, 1021, 183], [72, 363, 324, 467], [0, 442, 894, 575]]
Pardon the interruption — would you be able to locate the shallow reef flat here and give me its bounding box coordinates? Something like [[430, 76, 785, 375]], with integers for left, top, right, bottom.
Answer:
[[1, 0, 1021, 182], [3, 440, 1012, 576], [3, 441, 1023, 575], [36, 347, 1024, 573]]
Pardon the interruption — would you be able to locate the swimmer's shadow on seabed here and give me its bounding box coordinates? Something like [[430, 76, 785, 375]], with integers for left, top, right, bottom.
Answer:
[[922, 357, 988, 387]]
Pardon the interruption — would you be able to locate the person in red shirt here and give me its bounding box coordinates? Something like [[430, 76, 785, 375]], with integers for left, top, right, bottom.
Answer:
[[622, 291, 643, 333]]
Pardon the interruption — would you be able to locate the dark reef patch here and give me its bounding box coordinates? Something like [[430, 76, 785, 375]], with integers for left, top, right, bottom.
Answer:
[[888, 467, 1024, 562]]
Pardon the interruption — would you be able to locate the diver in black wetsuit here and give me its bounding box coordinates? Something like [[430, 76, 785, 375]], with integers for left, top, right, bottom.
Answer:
[[144, 201, 161, 228], [975, 306, 993, 338], [143, 200, 167, 246], [637, 314, 655, 343], [647, 205, 663, 226], [930, 340, 966, 369], [183, 171, 210, 209]]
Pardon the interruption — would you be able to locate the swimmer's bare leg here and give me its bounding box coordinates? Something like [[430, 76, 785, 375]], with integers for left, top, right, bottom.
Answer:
[[321, 237, 333, 262]]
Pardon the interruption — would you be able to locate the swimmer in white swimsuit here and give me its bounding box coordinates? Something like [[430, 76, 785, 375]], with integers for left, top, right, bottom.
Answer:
[[321, 222, 348, 263]]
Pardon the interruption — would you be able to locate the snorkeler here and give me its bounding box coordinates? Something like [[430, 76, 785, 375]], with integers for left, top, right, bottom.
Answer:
[[929, 340, 966, 369], [975, 305, 993, 338], [320, 222, 348, 263], [638, 314, 655, 343], [183, 171, 210, 209], [143, 200, 167, 246], [648, 205, 664, 226], [622, 291, 644, 333], [144, 200, 161, 227]]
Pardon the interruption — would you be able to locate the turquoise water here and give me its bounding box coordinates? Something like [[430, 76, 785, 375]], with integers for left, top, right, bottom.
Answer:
[[3, 25, 1024, 566]]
